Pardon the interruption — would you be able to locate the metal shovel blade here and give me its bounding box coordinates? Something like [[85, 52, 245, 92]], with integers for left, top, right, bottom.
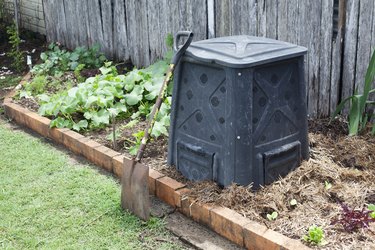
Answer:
[[121, 160, 150, 221]]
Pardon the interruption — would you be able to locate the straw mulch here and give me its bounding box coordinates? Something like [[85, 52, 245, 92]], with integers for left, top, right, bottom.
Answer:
[[172, 119, 375, 249]]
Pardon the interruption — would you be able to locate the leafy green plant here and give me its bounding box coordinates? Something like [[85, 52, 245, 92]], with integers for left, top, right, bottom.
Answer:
[[31, 43, 106, 77], [38, 59, 171, 136], [332, 49, 375, 135], [266, 211, 278, 221], [368, 204, 375, 219], [324, 181, 332, 190], [290, 199, 298, 206], [303, 225, 326, 245], [127, 130, 144, 156], [6, 23, 24, 72]]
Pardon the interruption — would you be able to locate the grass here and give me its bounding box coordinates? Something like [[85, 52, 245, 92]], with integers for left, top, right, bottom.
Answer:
[[0, 121, 185, 250]]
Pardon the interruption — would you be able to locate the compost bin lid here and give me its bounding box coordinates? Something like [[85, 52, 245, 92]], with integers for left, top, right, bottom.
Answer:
[[184, 35, 307, 68]]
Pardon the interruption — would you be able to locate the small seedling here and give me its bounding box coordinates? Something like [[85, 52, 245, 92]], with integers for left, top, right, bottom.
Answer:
[[290, 199, 298, 206], [266, 211, 278, 221], [303, 225, 326, 245], [324, 181, 332, 190], [368, 204, 375, 219]]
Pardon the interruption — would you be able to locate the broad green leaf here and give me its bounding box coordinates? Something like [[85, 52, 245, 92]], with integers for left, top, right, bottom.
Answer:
[[72, 120, 88, 131], [108, 108, 119, 117], [124, 85, 144, 105], [151, 120, 168, 138], [68, 87, 78, 98], [91, 109, 110, 126], [113, 102, 127, 113], [37, 94, 50, 103], [99, 66, 113, 75]]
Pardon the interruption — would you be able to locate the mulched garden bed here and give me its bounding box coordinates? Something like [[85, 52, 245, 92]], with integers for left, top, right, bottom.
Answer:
[[10, 87, 375, 249], [2, 37, 374, 249]]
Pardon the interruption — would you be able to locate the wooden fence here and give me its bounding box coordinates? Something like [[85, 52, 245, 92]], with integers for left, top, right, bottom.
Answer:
[[4, 0, 46, 34], [42, 0, 375, 118]]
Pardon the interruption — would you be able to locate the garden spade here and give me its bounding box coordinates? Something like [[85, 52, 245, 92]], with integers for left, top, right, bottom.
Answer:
[[121, 31, 194, 221]]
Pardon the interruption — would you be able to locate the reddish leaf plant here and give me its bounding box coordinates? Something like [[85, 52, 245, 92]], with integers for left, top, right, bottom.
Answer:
[[331, 203, 375, 233]]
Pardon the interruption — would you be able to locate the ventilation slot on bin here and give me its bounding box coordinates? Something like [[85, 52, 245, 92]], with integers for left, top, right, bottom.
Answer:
[[177, 141, 214, 181], [263, 141, 301, 185]]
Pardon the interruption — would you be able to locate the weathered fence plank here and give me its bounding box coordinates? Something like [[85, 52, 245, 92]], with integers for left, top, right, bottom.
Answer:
[[215, 0, 231, 37], [306, 0, 322, 117], [86, 0, 104, 49], [277, 0, 288, 41], [355, 0, 374, 92], [113, 0, 128, 61], [318, 0, 334, 117], [342, 0, 360, 110], [100, 0, 114, 58], [265, 0, 277, 39]]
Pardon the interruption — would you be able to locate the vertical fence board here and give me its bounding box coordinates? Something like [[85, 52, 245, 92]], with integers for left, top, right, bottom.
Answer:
[[248, 0, 258, 36], [355, 0, 374, 92], [342, 0, 359, 108], [62, 0, 79, 49], [147, 0, 161, 62], [42, 0, 57, 43], [265, 0, 277, 39], [277, 0, 288, 41], [257, 0, 266, 37], [113, 0, 128, 61], [100, 0, 114, 58], [306, 0, 322, 117], [318, 0, 334, 117], [192, 0, 208, 40], [86, 0, 104, 49], [287, 0, 299, 44], [215, 0, 231, 37]]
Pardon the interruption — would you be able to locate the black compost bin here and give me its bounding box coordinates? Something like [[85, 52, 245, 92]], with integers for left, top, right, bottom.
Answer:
[[167, 35, 309, 188]]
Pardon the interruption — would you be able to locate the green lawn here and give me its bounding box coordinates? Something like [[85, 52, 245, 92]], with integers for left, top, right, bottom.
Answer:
[[0, 121, 184, 249]]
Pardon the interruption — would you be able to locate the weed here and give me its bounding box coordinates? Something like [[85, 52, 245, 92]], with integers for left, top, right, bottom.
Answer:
[[6, 23, 24, 72], [303, 225, 326, 245]]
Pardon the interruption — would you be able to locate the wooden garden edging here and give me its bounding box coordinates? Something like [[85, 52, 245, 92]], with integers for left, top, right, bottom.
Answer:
[[3, 80, 311, 250]]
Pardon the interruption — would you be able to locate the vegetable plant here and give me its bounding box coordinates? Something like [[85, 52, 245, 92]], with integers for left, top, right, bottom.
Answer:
[[266, 211, 278, 221], [290, 199, 298, 206], [303, 225, 326, 245], [330, 203, 375, 233], [31, 43, 106, 77], [324, 181, 332, 190], [38, 59, 171, 137], [332, 49, 375, 135]]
